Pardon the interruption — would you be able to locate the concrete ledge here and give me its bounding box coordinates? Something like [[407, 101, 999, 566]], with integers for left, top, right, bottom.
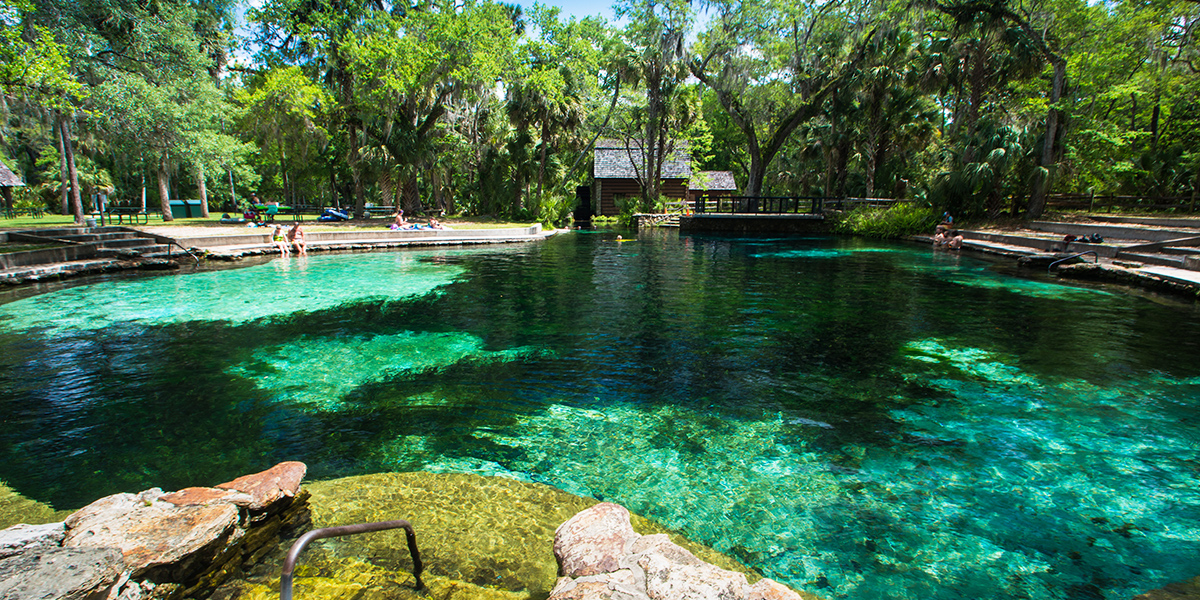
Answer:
[[1088, 215, 1200, 228], [176, 225, 544, 250], [1029, 221, 1200, 242], [0, 243, 99, 269]]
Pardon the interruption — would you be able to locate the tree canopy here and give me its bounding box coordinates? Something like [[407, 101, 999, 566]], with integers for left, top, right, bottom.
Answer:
[[3, 0, 1199, 222]]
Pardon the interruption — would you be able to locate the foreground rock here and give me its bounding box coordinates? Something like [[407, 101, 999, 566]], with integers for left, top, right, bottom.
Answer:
[[550, 503, 812, 600], [0, 461, 311, 600]]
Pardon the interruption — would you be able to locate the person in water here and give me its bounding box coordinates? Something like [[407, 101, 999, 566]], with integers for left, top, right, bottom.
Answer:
[[287, 222, 307, 256], [271, 225, 290, 256], [947, 230, 964, 249]]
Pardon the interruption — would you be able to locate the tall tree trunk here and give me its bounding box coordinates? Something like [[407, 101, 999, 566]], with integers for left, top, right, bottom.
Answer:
[[59, 114, 83, 224], [57, 123, 69, 215], [158, 154, 174, 221], [401, 175, 420, 215], [197, 164, 210, 218], [279, 143, 290, 206], [228, 168, 236, 210], [1027, 59, 1066, 219], [348, 122, 365, 218], [536, 119, 548, 202]]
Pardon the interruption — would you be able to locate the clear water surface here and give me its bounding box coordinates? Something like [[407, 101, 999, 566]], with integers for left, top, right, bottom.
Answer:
[[0, 231, 1197, 600]]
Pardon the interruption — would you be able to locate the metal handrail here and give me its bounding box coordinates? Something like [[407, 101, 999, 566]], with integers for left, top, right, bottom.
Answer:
[[167, 240, 200, 265], [280, 520, 424, 600], [1048, 251, 1098, 272]]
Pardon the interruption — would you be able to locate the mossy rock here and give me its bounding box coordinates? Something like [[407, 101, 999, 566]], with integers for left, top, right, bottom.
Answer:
[[219, 472, 760, 600]]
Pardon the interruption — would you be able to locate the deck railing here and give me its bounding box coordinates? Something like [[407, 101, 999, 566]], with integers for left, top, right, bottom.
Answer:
[[692, 195, 897, 215]]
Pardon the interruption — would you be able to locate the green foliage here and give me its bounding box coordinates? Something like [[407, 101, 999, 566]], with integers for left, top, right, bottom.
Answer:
[[832, 202, 939, 238], [6, 0, 1200, 223]]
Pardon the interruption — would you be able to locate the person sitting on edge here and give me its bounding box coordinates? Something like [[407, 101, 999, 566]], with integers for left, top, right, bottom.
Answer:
[[933, 230, 947, 246], [390, 210, 408, 230], [287, 222, 307, 256], [271, 225, 290, 257]]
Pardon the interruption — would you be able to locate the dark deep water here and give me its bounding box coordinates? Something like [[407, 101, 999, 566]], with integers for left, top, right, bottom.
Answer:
[[1, 231, 1198, 600]]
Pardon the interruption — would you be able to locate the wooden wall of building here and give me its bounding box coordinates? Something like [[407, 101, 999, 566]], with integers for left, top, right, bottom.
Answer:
[[595, 178, 688, 216]]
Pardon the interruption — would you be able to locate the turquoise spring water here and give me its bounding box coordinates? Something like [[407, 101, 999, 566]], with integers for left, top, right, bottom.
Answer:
[[0, 232, 1198, 600]]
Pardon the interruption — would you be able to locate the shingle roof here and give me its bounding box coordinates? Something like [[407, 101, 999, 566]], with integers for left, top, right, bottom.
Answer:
[[594, 140, 691, 179], [0, 161, 23, 187], [689, 171, 737, 191]]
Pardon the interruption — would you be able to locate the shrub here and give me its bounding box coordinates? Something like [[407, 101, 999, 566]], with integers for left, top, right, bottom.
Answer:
[[832, 202, 939, 238]]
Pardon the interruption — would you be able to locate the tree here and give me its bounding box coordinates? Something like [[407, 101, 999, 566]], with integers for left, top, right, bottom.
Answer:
[[689, 0, 877, 198], [614, 0, 693, 209]]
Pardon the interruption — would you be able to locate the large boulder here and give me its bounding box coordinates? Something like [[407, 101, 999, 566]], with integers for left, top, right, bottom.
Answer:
[[549, 503, 810, 600], [554, 502, 640, 578], [0, 546, 124, 600], [0, 522, 66, 560], [634, 534, 749, 600], [63, 488, 240, 580], [216, 461, 306, 513]]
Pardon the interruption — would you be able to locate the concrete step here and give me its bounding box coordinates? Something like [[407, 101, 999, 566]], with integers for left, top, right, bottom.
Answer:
[[1164, 246, 1200, 256], [1114, 251, 1188, 268], [1029, 221, 1200, 242], [961, 231, 1120, 257], [96, 244, 172, 259], [1087, 215, 1200, 229], [99, 237, 157, 249]]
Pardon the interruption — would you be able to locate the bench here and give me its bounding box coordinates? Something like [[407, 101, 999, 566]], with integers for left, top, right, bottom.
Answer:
[[1, 207, 46, 219]]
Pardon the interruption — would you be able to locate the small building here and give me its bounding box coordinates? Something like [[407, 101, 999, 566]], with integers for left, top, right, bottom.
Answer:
[[592, 140, 691, 217], [0, 160, 24, 212], [688, 171, 738, 208]]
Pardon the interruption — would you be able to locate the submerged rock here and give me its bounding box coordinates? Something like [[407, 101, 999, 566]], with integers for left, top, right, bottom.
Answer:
[[0, 482, 71, 530], [223, 472, 760, 600]]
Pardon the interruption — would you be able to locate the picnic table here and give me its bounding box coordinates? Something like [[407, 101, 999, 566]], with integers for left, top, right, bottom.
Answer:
[[105, 206, 149, 225]]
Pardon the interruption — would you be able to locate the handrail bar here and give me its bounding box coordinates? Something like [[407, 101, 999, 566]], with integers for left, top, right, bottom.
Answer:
[[280, 520, 424, 600], [167, 240, 200, 265], [1048, 251, 1098, 272]]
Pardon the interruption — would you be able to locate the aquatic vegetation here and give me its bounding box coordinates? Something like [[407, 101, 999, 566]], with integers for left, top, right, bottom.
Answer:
[[0, 481, 70, 529], [226, 332, 546, 410], [216, 472, 757, 600]]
